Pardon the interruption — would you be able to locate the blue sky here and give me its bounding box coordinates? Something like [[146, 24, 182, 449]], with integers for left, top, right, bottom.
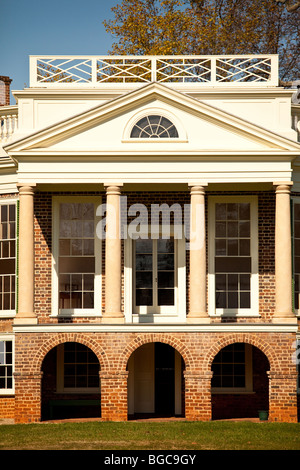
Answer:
[[1, 0, 119, 104]]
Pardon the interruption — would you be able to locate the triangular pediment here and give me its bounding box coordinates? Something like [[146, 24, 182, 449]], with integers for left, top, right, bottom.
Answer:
[[5, 82, 300, 156]]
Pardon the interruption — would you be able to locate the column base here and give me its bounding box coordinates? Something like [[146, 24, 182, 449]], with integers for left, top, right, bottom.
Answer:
[[272, 315, 297, 324], [13, 316, 38, 325], [186, 314, 211, 324], [101, 314, 125, 324]]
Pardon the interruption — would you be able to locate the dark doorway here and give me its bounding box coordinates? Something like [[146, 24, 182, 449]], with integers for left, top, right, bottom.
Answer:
[[127, 342, 184, 419], [155, 343, 175, 416]]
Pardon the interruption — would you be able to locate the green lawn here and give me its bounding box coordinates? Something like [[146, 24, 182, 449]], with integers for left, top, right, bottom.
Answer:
[[0, 421, 299, 450]]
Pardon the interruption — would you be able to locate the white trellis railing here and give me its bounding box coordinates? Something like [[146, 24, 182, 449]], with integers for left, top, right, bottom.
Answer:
[[29, 55, 279, 87], [0, 106, 18, 143]]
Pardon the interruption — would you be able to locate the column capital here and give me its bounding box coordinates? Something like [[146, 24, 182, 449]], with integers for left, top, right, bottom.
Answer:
[[189, 185, 207, 196], [273, 182, 293, 194], [104, 185, 123, 196], [17, 184, 37, 196]]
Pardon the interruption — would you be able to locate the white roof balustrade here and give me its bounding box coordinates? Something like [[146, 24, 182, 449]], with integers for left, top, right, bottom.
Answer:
[[29, 55, 279, 88]]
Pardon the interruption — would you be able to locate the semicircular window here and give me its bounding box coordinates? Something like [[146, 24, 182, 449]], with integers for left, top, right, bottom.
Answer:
[[130, 115, 179, 138]]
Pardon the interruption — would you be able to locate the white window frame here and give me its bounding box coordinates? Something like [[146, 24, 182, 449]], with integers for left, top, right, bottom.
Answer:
[[0, 335, 14, 395], [52, 196, 102, 317], [124, 225, 186, 322], [211, 343, 253, 394], [56, 343, 100, 394], [208, 196, 259, 317], [0, 198, 17, 318], [122, 108, 188, 143]]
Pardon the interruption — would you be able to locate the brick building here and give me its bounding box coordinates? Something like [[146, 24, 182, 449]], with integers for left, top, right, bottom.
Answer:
[[0, 55, 300, 423]]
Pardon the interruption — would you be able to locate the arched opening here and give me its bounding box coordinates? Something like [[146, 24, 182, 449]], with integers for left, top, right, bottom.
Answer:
[[211, 342, 270, 420], [41, 342, 101, 421], [127, 342, 185, 420]]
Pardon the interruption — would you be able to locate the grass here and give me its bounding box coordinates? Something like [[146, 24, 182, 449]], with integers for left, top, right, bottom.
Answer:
[[0, 420, 299, 450]]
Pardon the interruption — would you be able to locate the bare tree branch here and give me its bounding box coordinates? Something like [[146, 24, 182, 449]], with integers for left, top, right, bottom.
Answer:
[[275, 0, 300, 11]]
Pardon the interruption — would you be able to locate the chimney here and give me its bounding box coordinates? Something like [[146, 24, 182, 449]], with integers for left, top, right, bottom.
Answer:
[[0, 76, 13, 106]]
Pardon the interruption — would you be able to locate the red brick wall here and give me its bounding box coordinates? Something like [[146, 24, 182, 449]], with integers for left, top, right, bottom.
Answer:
[[0, 76, 12, 106], [12, 330, 298, 423], [0, 190, 298, 423], [33, 190, 277, 321], [0, 397, 15, 419]]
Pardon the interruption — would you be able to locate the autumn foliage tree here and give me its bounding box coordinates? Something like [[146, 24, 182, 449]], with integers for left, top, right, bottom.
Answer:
[[103, 0, 300, 82]]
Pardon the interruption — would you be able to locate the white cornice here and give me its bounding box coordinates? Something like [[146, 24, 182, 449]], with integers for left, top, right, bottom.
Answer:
[[13, 323, 298, 333]]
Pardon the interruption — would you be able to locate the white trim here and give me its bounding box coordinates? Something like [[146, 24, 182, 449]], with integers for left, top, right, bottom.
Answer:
[[208, 195, 259, 317], [0, 334, 14, 395], [13, 323, 298, 333], [0, 199, 18, 318], [51, 196, 102, 317], [122, 107, 187, 142]]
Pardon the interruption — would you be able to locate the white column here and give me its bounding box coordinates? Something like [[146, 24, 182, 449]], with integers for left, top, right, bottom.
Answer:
[[103, 184, 124, 323], [187, 184, 209, 323], [14, 184, 37, 324], [273, 182, 296, 322]]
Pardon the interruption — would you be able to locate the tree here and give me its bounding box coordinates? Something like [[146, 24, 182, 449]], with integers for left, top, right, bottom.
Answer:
[[103, 0, 300, 82], [275, 0, 300, 12]]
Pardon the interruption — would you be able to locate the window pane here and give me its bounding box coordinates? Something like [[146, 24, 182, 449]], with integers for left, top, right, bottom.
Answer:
[[239, 203, 250, 220], [215, 239, 226, 255], [157, 253, 174, 270], [158, 289, 174, 305], [135, 239, 152, 254], [83, 274, 94, 291], [216, 291, 226, 308], [215, 204, 227, 220], [216, 274, 226, 291], [71, 239, 83, 256], [215, 257, 251, 273], [136, 271, 152, 288], [227, 204, 238, 220], [227, 222, 238, 237], [157, 239, 174, 253], [239, 239, 250, 256], [239, 221, 250, 237], [158, 272, 174, 288], [227, 239, 238, 256], [136, 254, 152, 271], [228, 292, 238, 308], [215, 222, 226, 237], [136, 289, 153, 306], [240, 292, 251, 308], [59, 257, 95, 274], [228, 274, 238, 291]]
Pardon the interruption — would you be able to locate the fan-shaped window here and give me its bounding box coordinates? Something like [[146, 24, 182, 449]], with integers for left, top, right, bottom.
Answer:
[[130, 115, 179, 138]]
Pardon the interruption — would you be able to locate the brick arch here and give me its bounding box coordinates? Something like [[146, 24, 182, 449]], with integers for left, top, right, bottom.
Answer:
[[204, 334, 278, 372], [31, 334, 109, 373], [117, 334, 195, 371]]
